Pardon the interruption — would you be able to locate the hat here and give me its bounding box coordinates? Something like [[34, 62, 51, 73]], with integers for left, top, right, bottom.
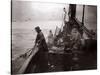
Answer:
[[35, 26, 41, 31]]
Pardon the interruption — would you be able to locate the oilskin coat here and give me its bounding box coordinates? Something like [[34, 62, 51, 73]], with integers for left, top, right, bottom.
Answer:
[[34, 31, 48, 73]]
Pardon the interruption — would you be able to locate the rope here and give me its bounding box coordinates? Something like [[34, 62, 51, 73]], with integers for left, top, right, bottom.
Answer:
[[19, 45, 36, 58], [19, 48, 33, 58]]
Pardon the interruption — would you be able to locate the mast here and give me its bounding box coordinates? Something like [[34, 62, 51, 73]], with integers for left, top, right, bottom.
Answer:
[[69, 4, 76, 19], [82, 5, 85, 25]]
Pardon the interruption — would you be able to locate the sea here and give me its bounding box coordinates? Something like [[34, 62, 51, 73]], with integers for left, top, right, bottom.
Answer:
[[12, 21, 63, 60], [11, 19, 97, 61]]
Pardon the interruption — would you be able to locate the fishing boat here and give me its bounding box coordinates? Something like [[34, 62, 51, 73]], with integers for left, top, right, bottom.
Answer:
[[12, 4, 97, 74]]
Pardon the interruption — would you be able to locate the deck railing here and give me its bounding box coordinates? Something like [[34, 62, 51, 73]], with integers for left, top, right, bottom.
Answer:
[[18, 46, 39, 74]]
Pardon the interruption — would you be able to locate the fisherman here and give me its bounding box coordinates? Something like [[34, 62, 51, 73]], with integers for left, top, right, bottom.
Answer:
[[63, 26, 82, 71], [63, 7, 69, 22], [63, 7, 71, 35], [70, 26, 82, 51], [47, 30, 54, 48], [34, 26, 48, 73]]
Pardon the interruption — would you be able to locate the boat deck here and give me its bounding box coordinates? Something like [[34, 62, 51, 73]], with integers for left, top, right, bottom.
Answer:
[[24, 49, 97, 74]]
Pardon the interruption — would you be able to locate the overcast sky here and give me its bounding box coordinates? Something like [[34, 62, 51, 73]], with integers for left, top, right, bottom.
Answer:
[[12, 1, 97, 30], [12, 1, 69, 21]]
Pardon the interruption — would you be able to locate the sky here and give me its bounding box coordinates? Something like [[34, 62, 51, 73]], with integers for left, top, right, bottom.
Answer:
[[12, 1, 68, 21], [12, 1, 97, 30]]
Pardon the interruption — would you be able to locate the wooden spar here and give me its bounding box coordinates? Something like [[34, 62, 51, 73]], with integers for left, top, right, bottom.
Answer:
[[74, 18, 94, 38], [60, 13, 65, 32], [54, 26, 57, 37], [82, 5, 85, 25]]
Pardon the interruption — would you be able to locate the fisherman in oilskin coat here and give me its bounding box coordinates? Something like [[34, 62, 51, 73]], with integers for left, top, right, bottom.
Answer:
[[34, 26, 48, 73]]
